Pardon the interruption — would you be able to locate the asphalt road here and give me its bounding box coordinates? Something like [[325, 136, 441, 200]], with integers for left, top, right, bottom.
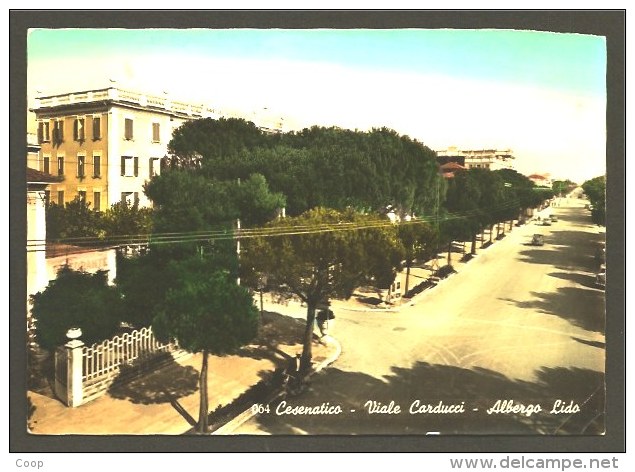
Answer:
[[234, 198, 606, 435]]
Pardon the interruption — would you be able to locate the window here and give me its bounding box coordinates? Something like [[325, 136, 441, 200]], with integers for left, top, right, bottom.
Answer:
[[92, 116, 101, 140], [93, 154, 101, 177], [93, 191, 101, 212], [73, 118, 85, 141], [57, 190, 64, 206], [121, 156, 139, 177], [78, 190, 87, 202], [54, 120, 64, 144], [149, 157, 160, 177], [152, 122, 160, 142], [43, 156, 50, 174], [124, 118, 134, 140], [77, 155, 85, 178], [38, 121, 50, 143], [44, 190, 50, 206], [121, 192, 139, 206], [57, 156, 64, 176]]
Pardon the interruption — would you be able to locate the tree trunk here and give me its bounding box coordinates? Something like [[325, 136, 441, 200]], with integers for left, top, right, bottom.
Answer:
[[481, 229, 485, 248], [447, 242, 452, 266], [471, 233, 477, 255], [404, 261, 411, 295], [197, 350, 209, 434], [301, 303, 317, 372], [259, 289, 264, 326], [489, 225, 493, 243]]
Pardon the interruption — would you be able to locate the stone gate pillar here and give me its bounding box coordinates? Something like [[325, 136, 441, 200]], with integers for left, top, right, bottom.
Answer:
[[54, 328, 84, 407]]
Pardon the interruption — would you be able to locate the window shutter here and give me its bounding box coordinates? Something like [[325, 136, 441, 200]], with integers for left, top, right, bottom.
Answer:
[[134, 192, 139, 206], [73, 119, 78, 141], [134, 156, 139, 176], [121, 156, 126, 176], [37, 123, 43, 143], [93, 117, 101, 140]]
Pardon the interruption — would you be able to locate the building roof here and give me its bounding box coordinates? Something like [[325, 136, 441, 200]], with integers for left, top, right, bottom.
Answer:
[[528, 174, 547, 180], [440, 161, 467, 171], [31, 87, 221, 121], [27, 167, 61, 184]]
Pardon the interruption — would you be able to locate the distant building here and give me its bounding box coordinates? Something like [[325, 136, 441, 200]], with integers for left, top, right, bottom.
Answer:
[[437, 146, 515, 172], [528, 173, 553, 188], [29, 87, 230, 210], [439, 161, 467, 179]]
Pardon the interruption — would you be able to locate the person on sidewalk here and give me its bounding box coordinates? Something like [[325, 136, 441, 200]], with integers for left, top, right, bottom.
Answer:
[[316, 303, 335, 339]]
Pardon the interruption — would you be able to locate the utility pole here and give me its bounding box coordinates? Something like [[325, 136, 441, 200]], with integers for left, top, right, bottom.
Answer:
[[236, 178, 241, 286]]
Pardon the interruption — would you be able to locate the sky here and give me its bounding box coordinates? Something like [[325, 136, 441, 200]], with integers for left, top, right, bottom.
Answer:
[[26, 28, 607, 183]]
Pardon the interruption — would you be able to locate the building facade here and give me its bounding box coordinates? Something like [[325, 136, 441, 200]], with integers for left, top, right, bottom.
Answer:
[[30, 88, 224, 210], [437, 147, 515, 171]]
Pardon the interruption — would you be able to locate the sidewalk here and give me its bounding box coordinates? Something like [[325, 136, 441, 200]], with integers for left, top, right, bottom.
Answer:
[[27, 310, 340, 435]]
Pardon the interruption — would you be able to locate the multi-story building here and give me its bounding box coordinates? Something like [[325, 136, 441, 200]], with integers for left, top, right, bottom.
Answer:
[[30, 87, 226, 210], [437, 146, 515, 171]]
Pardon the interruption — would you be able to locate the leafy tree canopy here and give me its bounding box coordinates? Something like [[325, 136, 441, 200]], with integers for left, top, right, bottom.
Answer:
[[582, 175, 606, 225], [30, 266, 123, 350], [152, 257, 259, 355]]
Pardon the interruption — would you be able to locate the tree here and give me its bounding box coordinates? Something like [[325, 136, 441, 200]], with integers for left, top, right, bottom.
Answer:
[[397, 220, 438, 294], [165, 117, 266, 171], [552, 179, 577, 197], [45, 197, 104, 242], [101, 201, 153, 240], [116, 251, 172, 328], [242, 207, 403, 371], [152, 256, 259, 434], [582, 175, 606, 225], [30, 266, 123, 350], [444, 170, 482, 257]]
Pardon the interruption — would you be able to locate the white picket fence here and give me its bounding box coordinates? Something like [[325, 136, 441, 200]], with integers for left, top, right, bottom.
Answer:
[[80, 326, 181, 403]]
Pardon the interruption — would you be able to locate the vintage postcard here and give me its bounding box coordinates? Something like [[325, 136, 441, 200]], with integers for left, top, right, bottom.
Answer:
[[13, 10, 623, 453]]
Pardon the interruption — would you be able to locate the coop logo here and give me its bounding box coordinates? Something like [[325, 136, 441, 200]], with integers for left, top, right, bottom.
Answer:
[[15, 459, 44, 469]]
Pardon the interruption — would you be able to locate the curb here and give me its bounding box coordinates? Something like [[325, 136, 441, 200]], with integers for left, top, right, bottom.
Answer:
[[211, 335, 342, 435]]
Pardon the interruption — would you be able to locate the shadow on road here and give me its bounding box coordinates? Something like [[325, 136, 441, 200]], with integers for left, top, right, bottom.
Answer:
[[500, 286, 605, 334], [250, 362, 604, 436], [108, 357, 199, 405], [547, 271, 601, 290]]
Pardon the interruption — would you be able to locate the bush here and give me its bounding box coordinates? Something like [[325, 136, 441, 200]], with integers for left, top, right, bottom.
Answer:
[[30, 265, 124, 350]]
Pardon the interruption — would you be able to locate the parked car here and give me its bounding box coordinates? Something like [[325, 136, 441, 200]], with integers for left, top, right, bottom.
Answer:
[[550, 215, 558, 222], [542, 219, 552, 226], [596, 264, 606, 288], [531, 234, 545, 246]]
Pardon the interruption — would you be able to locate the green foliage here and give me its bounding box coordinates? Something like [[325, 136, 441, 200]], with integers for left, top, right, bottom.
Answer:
[[101, 201, 153, 238], [582, 175, 606, 225], [45, 198, 154, 243], [30, 266, 123, 350], [166, 117, 266, 170], [397, 221, 438, 266], [552, 179, 578, 196], [116, 251, 171, 328], [145, 169, 284, 231], [242, 207, 404, 302], [167, 120, 443, 217], [242, 207, 403, 369], [152, 257, 259, 355], [231, 174, 286, 227], [46, 198, 104, 242]]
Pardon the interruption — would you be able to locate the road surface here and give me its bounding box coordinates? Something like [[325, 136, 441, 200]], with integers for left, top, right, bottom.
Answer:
[[234, 198, 605, 435]]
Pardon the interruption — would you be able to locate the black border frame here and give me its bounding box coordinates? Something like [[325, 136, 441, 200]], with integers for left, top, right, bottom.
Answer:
[[9, 9, 625, 453]]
